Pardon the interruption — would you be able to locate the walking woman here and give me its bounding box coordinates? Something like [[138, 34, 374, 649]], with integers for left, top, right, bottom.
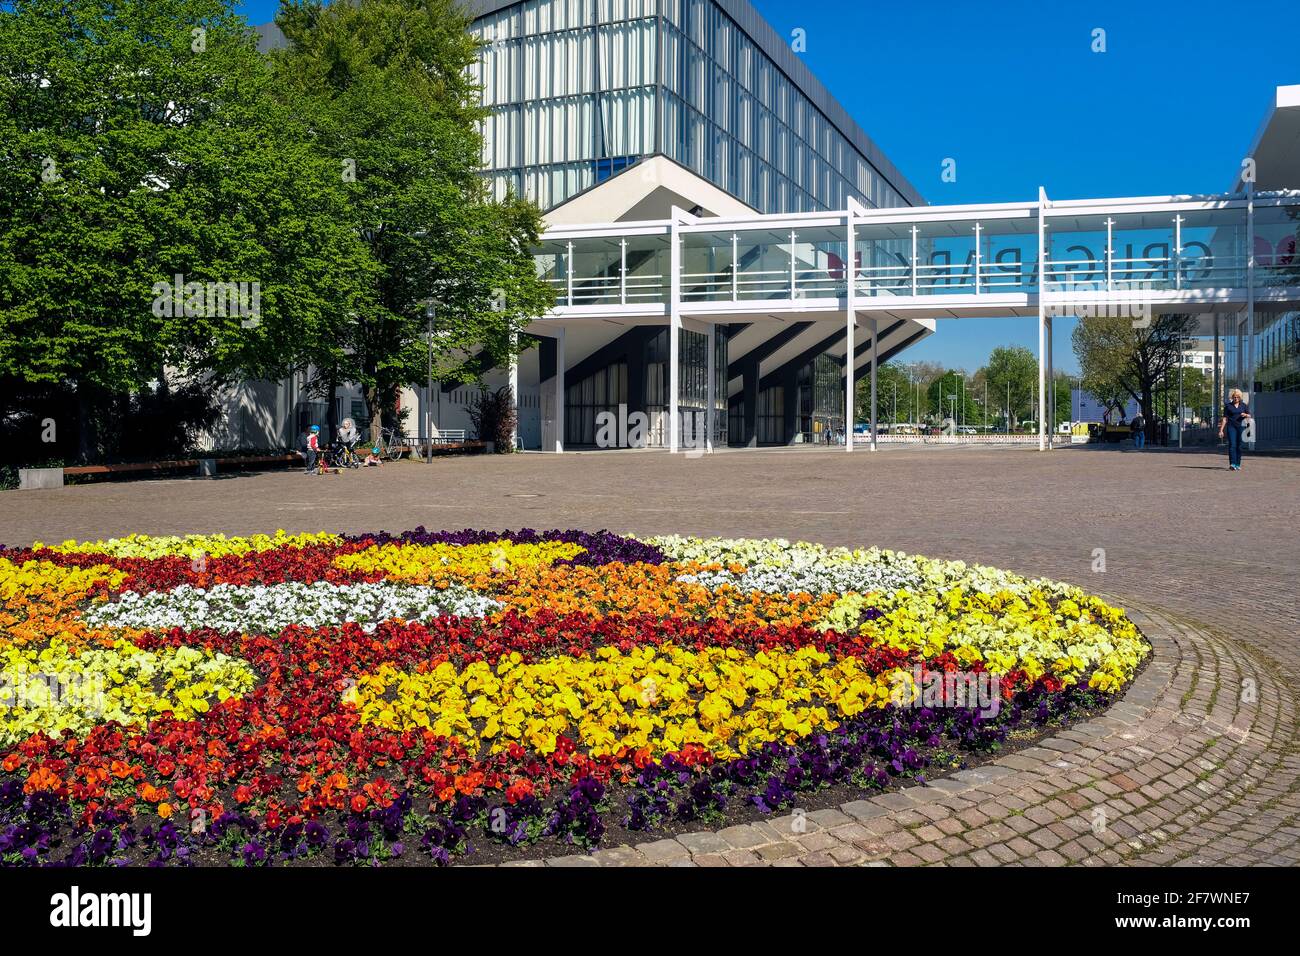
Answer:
[[1218, 389, 1252, 472]]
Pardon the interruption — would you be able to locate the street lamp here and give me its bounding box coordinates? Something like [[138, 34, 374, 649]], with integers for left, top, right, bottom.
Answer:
[[423, 299, 447, 465]]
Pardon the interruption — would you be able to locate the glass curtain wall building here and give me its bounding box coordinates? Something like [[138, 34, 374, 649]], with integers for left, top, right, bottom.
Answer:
[[468, 0, 924, 446], [470, 0, 920, 215], [259, 0, 925, 449]]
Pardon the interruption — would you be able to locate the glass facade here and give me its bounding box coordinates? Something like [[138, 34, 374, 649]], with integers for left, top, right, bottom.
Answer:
[[470, 0, 914, 214], [1256, 309, 1300, 393], [472, 0, 921, 449]]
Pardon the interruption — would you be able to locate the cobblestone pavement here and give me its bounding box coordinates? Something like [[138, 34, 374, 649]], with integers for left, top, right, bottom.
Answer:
[[5, 444, 1298, 866]]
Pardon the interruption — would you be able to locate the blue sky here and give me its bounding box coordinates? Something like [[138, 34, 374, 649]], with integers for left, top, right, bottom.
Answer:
[[747, 0, 1300, 373], [236, 0, 1300, 374]]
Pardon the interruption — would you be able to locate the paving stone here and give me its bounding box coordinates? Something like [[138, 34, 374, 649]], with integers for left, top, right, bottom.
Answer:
[[31, 450, 1297, 872], [637, 839, 690, 863], [717, 824, 773, 850], [676, 831, 731, 855]]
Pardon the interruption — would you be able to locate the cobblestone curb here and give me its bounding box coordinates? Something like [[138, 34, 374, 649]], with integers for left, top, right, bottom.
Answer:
[[534, 603, 1299, 867]]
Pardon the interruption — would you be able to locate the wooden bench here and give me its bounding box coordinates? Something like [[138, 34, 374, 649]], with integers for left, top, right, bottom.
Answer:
[[405, 440, 488, 457], [63, 453, 302, 481]]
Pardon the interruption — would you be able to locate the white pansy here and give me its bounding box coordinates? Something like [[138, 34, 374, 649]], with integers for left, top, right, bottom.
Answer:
[[83, 581, 501, 634], [644, 535, 1076, 599]]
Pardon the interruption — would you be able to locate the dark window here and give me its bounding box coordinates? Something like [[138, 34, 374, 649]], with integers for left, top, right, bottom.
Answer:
[[595, 156, 637, 183]]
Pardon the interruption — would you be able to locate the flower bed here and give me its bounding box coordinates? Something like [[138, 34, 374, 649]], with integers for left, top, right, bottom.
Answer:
[[0, 530, 1149, 866]]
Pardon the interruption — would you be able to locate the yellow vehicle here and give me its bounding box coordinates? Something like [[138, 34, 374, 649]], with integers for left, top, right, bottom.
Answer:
[[1079, 422, 1132, 443]]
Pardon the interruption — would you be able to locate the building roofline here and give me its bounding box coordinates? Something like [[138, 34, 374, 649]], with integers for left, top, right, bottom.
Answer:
[[460, 0, 924, 208], [255, 0, 926, 208]]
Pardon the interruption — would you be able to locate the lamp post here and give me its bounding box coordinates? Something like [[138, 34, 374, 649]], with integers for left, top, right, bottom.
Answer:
[[1177, 336, 1185, 449], [426, 303, 435, 464]]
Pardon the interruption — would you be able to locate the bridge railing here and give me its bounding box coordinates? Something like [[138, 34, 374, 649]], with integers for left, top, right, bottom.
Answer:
[[535, 193, 1300, 309]]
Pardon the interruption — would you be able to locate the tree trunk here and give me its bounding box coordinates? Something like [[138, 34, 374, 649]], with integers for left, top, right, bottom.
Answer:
[[365, 384, 383, 445], [326, 370, 339, 442], [76, 379, 98, 465], [1138, 382, 1155, 443]]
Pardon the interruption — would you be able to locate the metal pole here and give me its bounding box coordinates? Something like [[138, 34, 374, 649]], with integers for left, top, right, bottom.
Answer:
[[620, 238, 627, 305], [910, 226, 918, 296], [870, 317, 878, 451], [1213, 314, 1222, 420], [789, 230, 797, 301], [706, 322, 716, 454], [566, 240, 574, 306], [553, 328, 565, 453], [731, 233, 738, 301], [1178, 340, 1184, 449], [426, 305, 434, 464], [1105, 218, 1114, 292], [669, 210, 682, 453], [845, 211, 856, 453], [1038, 192, 1048, 450], [1246, 179, 1256, 406]]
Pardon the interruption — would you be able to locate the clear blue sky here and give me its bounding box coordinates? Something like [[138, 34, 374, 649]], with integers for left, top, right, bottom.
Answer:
[[236, 0, 1300, 374], [747, 0, 1300, 374]]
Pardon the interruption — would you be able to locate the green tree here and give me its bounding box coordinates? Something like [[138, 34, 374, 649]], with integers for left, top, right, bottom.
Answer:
[[1072, 313, 1197, 440], [979, 346, 1037, 431], [854, 361, 915, 424], [1051, 371, 1073, 430], [924, 369, 980, 428], [0, 0, 378, 460], [270, 0, 553, 442]]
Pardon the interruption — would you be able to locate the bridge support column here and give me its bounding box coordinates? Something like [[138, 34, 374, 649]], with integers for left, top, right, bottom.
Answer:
[[540, 329, 565, 453], [669, 209, 682, 453], [845, 311, 855, 452], [845, 205, 857, 452], [743, 362, 758, 447], [706, 322, 716, 454], [870, 317, 878, 451], [553, 328, 565, 453], [1046, 315, 1054, 449], [1037, 186, 1048, 452], [1213, 314, 1221, 409]]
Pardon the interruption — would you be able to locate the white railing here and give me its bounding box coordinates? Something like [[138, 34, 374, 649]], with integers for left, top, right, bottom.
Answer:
[[538, 192, 1300, 311]]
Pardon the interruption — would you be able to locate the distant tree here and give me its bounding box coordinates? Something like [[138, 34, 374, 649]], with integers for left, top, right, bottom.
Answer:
[[1073, 313, 1197, 440], [924, 369, 979, 426], [980, 346, 1037, 430], [854, 362, 915, 424]]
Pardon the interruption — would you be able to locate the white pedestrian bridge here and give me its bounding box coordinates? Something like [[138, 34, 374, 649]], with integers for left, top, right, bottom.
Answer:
[[524, 189, 1300, 452]]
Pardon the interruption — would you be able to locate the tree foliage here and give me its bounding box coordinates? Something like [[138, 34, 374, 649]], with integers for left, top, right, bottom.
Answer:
[[269, 0, 552, 440], [0, 0, 552, 460], [1072, 313, 1197, 433]]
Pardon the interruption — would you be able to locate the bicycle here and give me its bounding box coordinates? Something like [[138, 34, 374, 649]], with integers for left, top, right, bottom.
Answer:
[[325, 441, 362, 470], [376, 427, 409, 462]]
